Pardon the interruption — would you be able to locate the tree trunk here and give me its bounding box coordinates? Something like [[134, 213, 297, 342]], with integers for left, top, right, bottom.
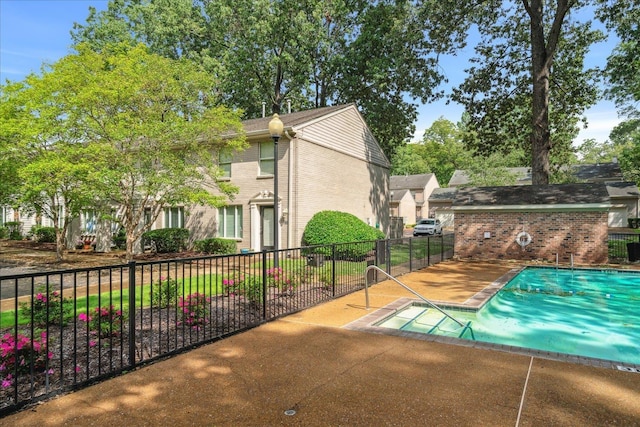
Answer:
[[526, 0, 572, 185], [55, 229, 65, 262], [529, 0, 551, 185], [126, 233, 135, 262]]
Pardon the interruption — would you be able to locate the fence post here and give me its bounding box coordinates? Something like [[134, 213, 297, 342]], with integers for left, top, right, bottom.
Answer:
[[262, 250, 267, 320], [331, 244, 336, 297], [441, 234, 444, 262], [128, 261, 136, 368], [386, 239, 391, 276], [409, 238, 413, 272], [427, 237, 431, 266]]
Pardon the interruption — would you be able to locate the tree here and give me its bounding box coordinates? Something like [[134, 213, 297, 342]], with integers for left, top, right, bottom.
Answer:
[[420, 118, 474, 185], [0, 76, 98, 261], [334, 1, 449, 158], [1, 43, 246, 261], [450, 1, 606, 185], [71, 0, 458, 160], [598, 0, 640, 119], [611, 120, 640, 184], [575, 138, 620, 164], [390, 144, 430, 176], [597, 0, 640, 184]]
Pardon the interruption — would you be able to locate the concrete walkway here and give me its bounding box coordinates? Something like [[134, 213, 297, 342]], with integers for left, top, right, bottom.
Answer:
[[4, 261, 640, 426]]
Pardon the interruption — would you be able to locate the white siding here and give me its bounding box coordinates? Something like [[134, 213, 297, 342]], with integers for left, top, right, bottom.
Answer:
[[293, 106, 390, 169]]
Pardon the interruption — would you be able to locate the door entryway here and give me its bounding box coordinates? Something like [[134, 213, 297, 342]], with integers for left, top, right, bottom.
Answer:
[[261, 206, 275, 250]]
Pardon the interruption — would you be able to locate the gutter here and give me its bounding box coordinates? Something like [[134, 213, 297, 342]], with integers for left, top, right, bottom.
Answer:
[[451, 203, 613, 213]]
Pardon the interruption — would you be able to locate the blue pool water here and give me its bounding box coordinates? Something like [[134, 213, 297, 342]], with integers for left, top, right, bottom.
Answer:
[[376, 267, 640, 365]]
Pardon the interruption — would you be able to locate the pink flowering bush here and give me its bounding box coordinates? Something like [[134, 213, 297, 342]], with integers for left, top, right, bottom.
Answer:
[[0, 332, 52, 388], [178, 293, 210, 329], [78, 305, 127, 338], [19, 287, 73, 327], [266, 267, 303, 295], [223, 273, 263, 306], [222, 271, 244, 296]]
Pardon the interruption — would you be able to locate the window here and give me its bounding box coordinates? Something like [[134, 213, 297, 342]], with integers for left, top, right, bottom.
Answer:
[[81, 210, 97, 233], [143, 208, 153, 229], [259, 140, 274, 176], [164, 207, 184, 228], [219, 152, 232, 178], [218, 206, 243, 239]]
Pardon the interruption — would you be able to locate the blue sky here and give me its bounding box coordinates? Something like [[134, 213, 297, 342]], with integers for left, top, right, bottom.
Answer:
[[1, 0, 622, 144]]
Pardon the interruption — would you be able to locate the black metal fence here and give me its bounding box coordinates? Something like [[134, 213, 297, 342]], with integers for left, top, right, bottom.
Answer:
[[0, 234, 453, 416], [608, 232, 640, 263]]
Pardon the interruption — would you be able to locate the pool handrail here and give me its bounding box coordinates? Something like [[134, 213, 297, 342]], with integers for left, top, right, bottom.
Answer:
[[364, 265, 466, 327]]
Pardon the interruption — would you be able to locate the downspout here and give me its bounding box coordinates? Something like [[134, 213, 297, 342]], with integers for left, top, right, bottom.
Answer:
[[286, 130, 295, 249]]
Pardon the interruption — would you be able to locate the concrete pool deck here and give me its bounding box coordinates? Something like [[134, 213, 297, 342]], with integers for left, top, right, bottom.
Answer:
[[4, 260, 640, 426]]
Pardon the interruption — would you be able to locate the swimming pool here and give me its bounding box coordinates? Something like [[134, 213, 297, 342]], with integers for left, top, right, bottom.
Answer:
[[375, 267, 640, 366]]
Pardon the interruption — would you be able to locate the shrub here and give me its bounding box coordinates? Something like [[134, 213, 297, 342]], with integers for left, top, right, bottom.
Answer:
[[222, 271, 244, 296], [19, 287, 73, 328], [193, 238, 237, 254], [0, 331, 52, 388], [112, 228, 126, 250], [5, 221, 22, 240], [142, 228, 189, 253], [150, 277, 179, 308], [78, 305, 127, 339], [178, 293, 210, 329], [30, 226, 56, 243], [0, 227, 7, 239], [223, 273, 263, 306], [266, 267, 304, 294], [301, 211, 385, 258], [239, 275, 263, 307]]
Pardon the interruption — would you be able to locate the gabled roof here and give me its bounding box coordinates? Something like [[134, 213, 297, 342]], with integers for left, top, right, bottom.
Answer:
[[574, 163, 623, 181], [453, 183, 610, 207], [448, 167, 531, 187], [242, 104, 355, 133], [390, 189, 411, 203], [447, 163, 623, 187], [390, 173, 436, 191], [429, 187, 458, 201], [430, 182, 640, 203], [605, 181, 640, 198], [240, 103, 390, 169]]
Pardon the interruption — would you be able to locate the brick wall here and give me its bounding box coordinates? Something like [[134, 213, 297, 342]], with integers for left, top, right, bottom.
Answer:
[[454, 210, 609, 264]]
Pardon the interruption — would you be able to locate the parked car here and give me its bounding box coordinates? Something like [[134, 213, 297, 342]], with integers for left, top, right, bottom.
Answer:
[[413, 218, 442, 236]]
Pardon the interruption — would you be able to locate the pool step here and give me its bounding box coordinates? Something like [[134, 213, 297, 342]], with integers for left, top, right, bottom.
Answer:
[[378, 307, 475, 339]]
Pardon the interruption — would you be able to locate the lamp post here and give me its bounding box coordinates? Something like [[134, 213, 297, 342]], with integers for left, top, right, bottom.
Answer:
[[268, 113, 283, 267]]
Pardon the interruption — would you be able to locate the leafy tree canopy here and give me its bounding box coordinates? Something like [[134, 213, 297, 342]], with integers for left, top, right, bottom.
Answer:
[[0, 43, 246, 260], [71, 0, 464, 160], [449, 1, 606, 184]]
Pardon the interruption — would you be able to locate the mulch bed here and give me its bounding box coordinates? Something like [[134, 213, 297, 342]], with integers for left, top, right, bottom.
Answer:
[[0, 285, 333, 413]]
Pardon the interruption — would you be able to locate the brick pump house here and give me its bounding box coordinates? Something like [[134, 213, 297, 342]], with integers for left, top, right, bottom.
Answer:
[[452, 183, 610, 264]]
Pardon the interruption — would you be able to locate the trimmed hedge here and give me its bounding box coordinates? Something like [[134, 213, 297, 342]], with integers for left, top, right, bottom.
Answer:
[[31, 226, 56, 243], [142, 228, 189, 253], [301, 211, 385, 258], [193, 238, 237, 254]]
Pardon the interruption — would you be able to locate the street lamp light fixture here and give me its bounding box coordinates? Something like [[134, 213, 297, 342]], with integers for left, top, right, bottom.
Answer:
[[268, 113, 283, 267]]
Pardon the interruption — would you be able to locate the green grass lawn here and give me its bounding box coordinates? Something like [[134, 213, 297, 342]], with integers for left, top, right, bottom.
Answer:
[[1, 273, 227, 329]]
